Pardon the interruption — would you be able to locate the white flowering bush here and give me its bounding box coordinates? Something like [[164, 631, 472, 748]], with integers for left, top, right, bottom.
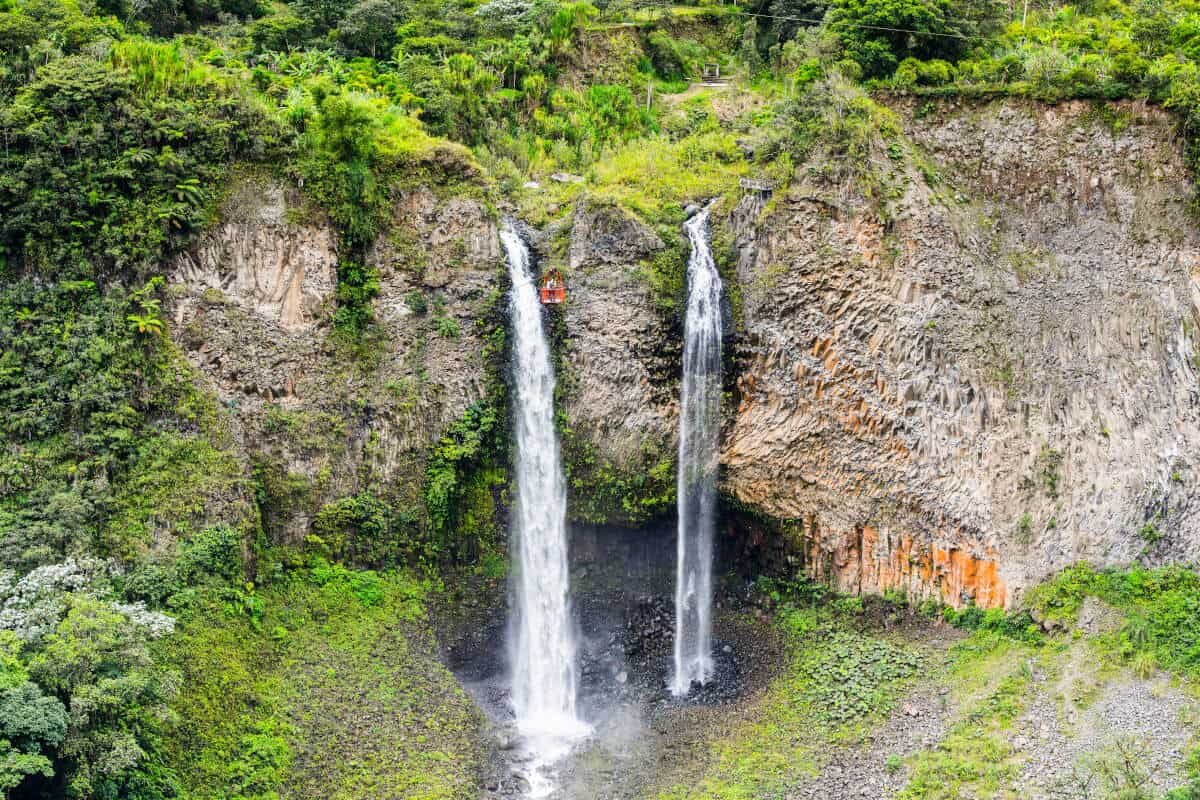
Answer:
[[0, 558, 174, 643], [109, 602, 175, 638]]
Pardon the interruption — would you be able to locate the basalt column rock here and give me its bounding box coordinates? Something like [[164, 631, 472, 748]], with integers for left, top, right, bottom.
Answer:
[[170, 177, 337, 401], [558, 196, 680, 524], [170, 178, 501, 545], [724, 99, 1200, 607]]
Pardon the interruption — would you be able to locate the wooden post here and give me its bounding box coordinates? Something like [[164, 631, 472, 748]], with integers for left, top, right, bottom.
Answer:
[[646, 83, 652, 112]]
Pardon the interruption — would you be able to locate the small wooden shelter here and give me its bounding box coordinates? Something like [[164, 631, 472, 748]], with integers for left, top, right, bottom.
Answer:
[[739, 177, 776, 199]]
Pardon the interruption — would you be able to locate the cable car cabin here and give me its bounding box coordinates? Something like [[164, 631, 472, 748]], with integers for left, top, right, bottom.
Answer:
[[539, 270, 566, 305]]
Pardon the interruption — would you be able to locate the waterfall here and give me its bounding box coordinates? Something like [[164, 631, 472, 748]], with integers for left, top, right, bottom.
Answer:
[[500, 224, 588, 795], [671, 206, 723, 697]]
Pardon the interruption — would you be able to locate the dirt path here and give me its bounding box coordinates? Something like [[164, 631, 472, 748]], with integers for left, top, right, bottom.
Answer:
[[660, 82, 729, 104]]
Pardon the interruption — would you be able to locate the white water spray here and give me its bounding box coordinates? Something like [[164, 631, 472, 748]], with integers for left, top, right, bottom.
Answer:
[[501, 224, 589, 795], [671, 206, 723, 697]]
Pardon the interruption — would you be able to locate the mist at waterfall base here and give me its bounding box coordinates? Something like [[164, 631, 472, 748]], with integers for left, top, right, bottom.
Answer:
[[449, 519, 753, 797], [672, 206, 723, 697], [447, 220, 746, 799], [500, 225, 590, 796]]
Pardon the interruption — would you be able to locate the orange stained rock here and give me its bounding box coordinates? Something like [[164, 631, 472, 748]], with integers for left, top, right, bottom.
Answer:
[[804, 524, 1009, 609]]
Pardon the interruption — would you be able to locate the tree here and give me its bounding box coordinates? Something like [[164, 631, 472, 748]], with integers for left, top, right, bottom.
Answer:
[[741, 18, 765, 74], [580, 84, 646, 156], [29, 598, 178, 800], [248, 12, 309, 52], [474, 0, 534, 37], [0, 634, 66, 798], [646, 29, 685, 78], [767, 0, 828, 45], [439, 52, 498, 142], [827, 0, 1002, 78], [127, 0, 184, 35], [337, 0, 401, 58], [294, 0, 353, 35], [0, 12, 39, 54]]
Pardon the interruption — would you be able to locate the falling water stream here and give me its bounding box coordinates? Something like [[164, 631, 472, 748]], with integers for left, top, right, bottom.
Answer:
[[501, 224, 590, 796], [671, 206, 723, 696]]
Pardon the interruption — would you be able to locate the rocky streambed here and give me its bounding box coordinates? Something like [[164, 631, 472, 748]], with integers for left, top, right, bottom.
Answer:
[[442, 520, 784, 799]]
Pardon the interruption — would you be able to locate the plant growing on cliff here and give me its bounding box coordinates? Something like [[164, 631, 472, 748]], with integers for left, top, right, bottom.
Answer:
[[332, 260, 381, 339], [423, 401, 505, 564], [434, 315, 461, 338], [403, 290, 428, 314], [1017, 512, 1034, 543], [313, 491, 414, 566], [1026, 564, 1200, 679], [0, 41, 280, 278], [1021, 445, 1063, 499]]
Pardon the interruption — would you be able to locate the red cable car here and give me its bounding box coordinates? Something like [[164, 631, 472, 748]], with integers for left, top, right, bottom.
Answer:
[[540, 270, 566, 305]]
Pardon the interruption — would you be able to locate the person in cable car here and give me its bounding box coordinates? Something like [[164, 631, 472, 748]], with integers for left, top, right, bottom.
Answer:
[[540, 270, 566, 304]]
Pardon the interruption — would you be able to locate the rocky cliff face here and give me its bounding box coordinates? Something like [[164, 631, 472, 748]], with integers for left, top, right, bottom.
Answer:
[[562, 200, 674, 462], [170, 100, 1200, 606], [556, 198, 681, 524], [723, 99, 1200, 607], [169, 177, 501, 546]]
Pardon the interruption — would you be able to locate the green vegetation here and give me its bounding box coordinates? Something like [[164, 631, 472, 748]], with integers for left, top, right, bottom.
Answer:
[[0, 277, 247, 570], [313, 490, 418, 565], [897, 633, 1040, 799], [163, 558, 482, 800], [562, 430, 676, 526], [659, 581, 932, 800], [0, 40, 280, 278], [1026, 564, 1200, 680], [423, 400, 507, 564], [659, 614, 924, 799], [894, 564, 1200, 800], [0, 527, 239, 799]]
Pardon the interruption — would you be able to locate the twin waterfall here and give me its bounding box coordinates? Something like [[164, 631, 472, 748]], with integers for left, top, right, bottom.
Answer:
[[501, 207, 721, 791], [672, 207, 722, 696], [501, 226, 588, 795]]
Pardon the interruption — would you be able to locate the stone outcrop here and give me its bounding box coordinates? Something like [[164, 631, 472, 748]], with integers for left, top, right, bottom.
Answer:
[[173, 179, 338, 333], [170, 179, 337, 402], [723, 99, 1200, 607], [169, 178, 501, 544], [168, 101, 1200, 604], [556, 197, 680, 524], [561, 198, 676, 462]]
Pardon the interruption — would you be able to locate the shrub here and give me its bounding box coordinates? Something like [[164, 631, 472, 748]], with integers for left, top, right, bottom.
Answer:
[[894, 57, 956, 86], [647, 29, 687, 78], [403, 289, 428, 314], [0, 46, 279, 278], [423, 401, 504, 561], [826, 0, 1002, 79], [313, 492, 406, 566]]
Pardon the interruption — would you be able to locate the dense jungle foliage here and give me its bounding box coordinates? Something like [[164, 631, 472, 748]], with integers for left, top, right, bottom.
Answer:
[[6, 0, 1200, 796]]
